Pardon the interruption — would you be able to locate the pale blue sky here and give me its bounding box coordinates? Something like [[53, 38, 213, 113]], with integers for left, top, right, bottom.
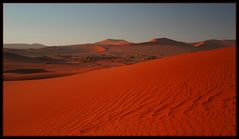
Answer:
[[3, 3, 236, 45]]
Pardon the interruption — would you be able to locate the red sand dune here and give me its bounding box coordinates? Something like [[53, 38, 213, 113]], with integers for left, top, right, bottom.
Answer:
[[3, 47, 236, 136]]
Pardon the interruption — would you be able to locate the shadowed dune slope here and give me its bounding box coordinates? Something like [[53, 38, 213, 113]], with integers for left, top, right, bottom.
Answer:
[[4, 47, 236, 136]]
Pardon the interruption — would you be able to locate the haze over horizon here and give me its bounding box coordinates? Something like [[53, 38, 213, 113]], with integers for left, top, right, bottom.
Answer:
[[4, 3, 236, 46]]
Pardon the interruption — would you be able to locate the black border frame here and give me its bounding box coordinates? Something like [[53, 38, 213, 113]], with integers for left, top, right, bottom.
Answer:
[[1, 0, 238, 138]]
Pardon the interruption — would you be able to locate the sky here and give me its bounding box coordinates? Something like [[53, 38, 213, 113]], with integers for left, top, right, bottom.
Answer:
[[3, 3, 236, 46]]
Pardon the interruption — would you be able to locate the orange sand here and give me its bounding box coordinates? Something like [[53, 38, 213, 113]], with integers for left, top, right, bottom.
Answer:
[[3, 47, 236, 136]]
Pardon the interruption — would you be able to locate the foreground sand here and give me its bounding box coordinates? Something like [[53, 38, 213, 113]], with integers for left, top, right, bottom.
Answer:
[[4, 47, 236, 136]]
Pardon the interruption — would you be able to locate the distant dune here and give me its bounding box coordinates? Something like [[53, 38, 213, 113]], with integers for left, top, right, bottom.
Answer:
[[150, 38, 187, 45], [191, 39, 235, 49], [4, 38, 234, 58], [95, 39, 132, 45], [4, 47, 235, 136]]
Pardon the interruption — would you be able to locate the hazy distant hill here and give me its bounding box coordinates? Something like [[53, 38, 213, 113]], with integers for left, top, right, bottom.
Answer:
[[4, 43, 47, 49]]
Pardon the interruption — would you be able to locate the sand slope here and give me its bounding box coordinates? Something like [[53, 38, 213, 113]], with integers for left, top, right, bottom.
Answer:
[[3, 47, 236, 136]]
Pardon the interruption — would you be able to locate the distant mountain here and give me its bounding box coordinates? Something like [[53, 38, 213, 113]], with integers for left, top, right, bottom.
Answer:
[[4, 43, 47, 49], [131, 38, 195, 48], [95, 39, 132, 45]]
